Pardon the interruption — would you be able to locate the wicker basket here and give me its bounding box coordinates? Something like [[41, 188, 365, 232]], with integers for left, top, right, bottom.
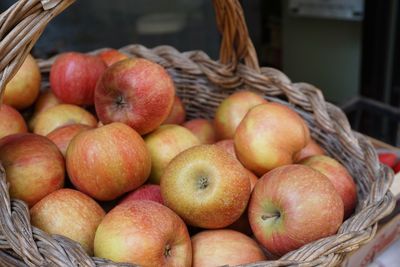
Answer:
[[0, 0, 396, 266]]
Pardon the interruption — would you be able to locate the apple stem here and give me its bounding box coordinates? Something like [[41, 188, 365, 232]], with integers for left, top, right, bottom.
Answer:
[[261, 212, 280, 221]]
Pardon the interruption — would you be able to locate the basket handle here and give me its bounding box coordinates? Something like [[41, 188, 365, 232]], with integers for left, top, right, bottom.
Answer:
[[0, 0, 74, 100], [0, 0, 260, 98], [212, 0, 260, 72]]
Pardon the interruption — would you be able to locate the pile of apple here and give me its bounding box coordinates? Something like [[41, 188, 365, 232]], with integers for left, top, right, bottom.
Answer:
[[0, 49, 357, 267]]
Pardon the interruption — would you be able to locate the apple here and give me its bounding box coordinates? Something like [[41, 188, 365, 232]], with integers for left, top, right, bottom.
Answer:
[[29, 90, 63, 130], [98, 49, 129, 67], [3, 54, 41, 110], [50, 52, 107, 105], [294, 139, 325, 162], [191, 229, 266, 267], [95, 58, 175, 135], [214, 140, 257, 235], [30, 189, 105, 255], [214, 90, 267, 140], [94, 200, 192, 266], [162, 96, 186, 125], [46, 124, 93, 156], [66, 122, 151, 201], [0, 104, 27, 139], [183, 119, 216, 144], [0, 133, 64, 207], [227, 170, 257, 236], [248, 164, 344, 257], [144, 124, 200, 184], [235, 102, 310, 176], [120, 184, 163, 205], [300, 155, 357, 218], [33, 104, 97, 136], [161, 145, 251, 229]]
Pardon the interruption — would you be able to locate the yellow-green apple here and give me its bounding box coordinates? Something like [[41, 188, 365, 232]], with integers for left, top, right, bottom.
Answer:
[[29, 90, 63, 130], [94, 200, 192, 266], [0, 133, 64, 207], [300, 155, 357, 218], [46, 124, 93, 156], [98, 49, 129, 67], [0, 104, 27, 139], [248, 164, 344, 256], [214, 90, 267, 140], [66, 122, 151, 201], [50, 52, 106, 105], [235, 102, 310, 176], [191, 229, 266, 267], [30, 189, 105, 255], [3, 54, 41, 110], [294, 139, 325, 162], [144, 124, 200, 184], [120, 184, 163, 205], [161, 145, 251, 228], [162, 96, 186, 125], [33, 104, 97, 136], [183, 119, 216, 144], [95, 58, 175, 135]]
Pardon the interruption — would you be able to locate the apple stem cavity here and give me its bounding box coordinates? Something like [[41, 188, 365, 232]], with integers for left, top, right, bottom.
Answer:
[[261, 212, 280, 221], [197, 176, 209, 190], [115, 95, 127, 109], [164, 244, 172, 258]]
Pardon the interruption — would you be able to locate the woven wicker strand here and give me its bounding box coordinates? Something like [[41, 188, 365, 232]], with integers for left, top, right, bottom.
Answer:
[[0, 0, 396, 266]]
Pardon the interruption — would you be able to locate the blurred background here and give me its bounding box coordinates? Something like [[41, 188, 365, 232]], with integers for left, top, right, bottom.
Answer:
[[1, 0, 400, 146]]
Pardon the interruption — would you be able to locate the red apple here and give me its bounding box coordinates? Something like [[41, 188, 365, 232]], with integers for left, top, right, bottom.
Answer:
[[144, 124, 200, 184], [98, 49, 129, 67], [3, 54, 41, 110], [0, 104, 27, 139], [120, 184, 163, 205], [95, 58, 175, 135], [235, 102, 310, 176], [0, 133, 64, 207], [46, 124, 93, 156], [300, 155, 357, 218], [161, 145, 251, 228], [214, 90, 267, 140], [50, 52, 106, 105], [249, 164, 344, 257], [192, 229, 266, 267], [162, 96, 186, 125], [183, 119, 216, 144], [294, 139, 325, 162], [66, 122, 151, 201], [29, 90, 63, 130], [30, 189, 105, 255], [33, 104, 97, 136], [94, 200, 192, 266]]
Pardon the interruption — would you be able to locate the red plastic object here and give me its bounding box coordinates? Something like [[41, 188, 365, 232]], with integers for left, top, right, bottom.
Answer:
[[378, 153, 398, 168]]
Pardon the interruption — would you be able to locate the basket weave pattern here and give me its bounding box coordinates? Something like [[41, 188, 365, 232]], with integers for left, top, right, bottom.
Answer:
[[0, 0, 396, 266]]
